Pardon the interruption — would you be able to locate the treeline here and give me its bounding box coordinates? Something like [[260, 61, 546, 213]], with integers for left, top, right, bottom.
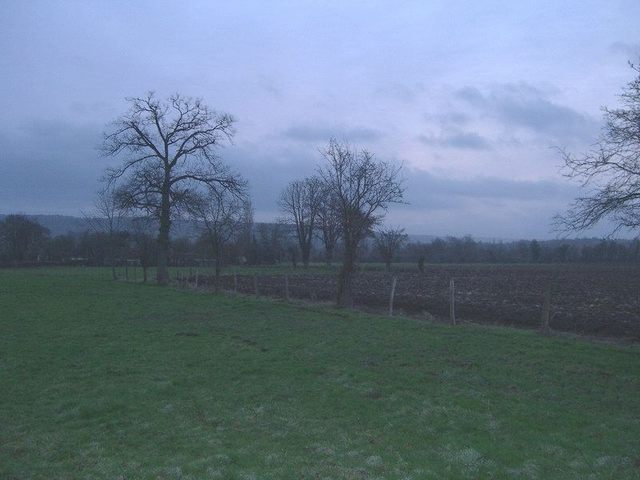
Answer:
[[0, 214, 251, 272], [2, 215, 638, 270], [0, 214, 298, 273], [391, 237, 640, 265]]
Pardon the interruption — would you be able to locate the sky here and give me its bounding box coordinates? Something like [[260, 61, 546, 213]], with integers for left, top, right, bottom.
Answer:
[[1, 0, 639, 239]]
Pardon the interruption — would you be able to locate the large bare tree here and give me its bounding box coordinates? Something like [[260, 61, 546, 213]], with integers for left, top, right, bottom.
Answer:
[[374, 227, 408, 271], [556, 61, 640, 235], [318, 139, 404, 307], [278, 176, 324, 267], [102, 92, 244, 284]]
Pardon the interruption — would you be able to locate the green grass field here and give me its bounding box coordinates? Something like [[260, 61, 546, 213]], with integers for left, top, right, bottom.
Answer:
[[1, 268, 639, 479]]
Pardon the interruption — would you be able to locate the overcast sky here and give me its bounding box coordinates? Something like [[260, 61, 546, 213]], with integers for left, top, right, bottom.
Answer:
[[2, 0, 639, 239]]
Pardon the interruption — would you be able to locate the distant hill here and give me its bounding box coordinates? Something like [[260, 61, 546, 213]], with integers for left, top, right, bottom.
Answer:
[[0, 214, 199, 239], [0, 214, 88, 236]]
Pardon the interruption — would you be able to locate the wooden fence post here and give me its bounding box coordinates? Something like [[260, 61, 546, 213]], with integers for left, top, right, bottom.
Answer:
[[388, 276, 397, 317], [254, 274, 259, 296], [449, 278, 456, 325], [540, 283, 551, 335], [284, 275, 290, 301], [234, 273, 238, 293]]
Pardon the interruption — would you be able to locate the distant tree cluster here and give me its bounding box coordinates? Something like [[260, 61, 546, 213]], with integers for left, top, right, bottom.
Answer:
[[370, 236, 640, 265], [0, 215, 50, 264], [2, 214, 638, 271]]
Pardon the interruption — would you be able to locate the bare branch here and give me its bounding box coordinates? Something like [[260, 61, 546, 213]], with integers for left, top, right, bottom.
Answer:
[[556, 61, 640, 236]]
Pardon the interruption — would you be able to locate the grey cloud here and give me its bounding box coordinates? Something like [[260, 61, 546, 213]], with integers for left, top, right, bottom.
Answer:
[[16, 119, 102, 154], [385, 169, 581, 238], [418, 130, 491, 150], [456, 86, 485, 105], [1, 120, 104, 214], [404, 168, 574, 206], [610, 42, 640, 59], [256, 75, 283, 99], [454, 83, 599, 142], [224, 144, 318, 210], [282, 125, 382, 143], [373, 82, 425, 103], [435, 111, 471, 125]]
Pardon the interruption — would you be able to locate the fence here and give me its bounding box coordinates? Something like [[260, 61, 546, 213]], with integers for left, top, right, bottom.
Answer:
[[168, 267, 640, 338]]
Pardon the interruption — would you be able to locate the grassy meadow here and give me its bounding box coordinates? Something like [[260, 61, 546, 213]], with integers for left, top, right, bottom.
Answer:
[[1, 267, 639, 479]]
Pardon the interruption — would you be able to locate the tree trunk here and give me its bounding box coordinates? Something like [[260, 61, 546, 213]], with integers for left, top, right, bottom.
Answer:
[[156, 184, 171, 285], [143, 265, 148, 283], [302, 243, 311, 268], [337, 242, 356, 307], [385, 259, 391, 272], [108, 236, 117, 280], [540, 283, 551, 335], [449, 279, 456, 325], [215, 256, 221, 292], [325, 246, 334, 266]]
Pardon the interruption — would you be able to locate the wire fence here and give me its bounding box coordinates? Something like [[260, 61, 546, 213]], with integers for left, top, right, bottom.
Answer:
[[166, 267, 640, 339]]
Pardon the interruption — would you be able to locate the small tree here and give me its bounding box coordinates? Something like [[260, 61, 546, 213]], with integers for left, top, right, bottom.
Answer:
[[318, 139, 404, 307], [556, 61, 640, 235], [374, 227, 408, 271], [189, 186, 250, 289], [278, 177, 323, 268], [83, 186, 125, 280], [102, 92, 244, 285]]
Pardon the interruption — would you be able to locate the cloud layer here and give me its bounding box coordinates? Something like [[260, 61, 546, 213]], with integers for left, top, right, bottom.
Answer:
[[1, 0, 638, 238]]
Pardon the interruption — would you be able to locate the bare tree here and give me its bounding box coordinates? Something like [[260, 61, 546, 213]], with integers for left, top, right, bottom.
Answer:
[[189, 185, 250, 289], [278, 176, 323, 267], [374, 227, 408, 271], [318, 139, 404, 307], [101, 92, 245, 285], [83, 186, 125, 280], [556, 61, 640, 235], [316, 191, 341, 265]]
